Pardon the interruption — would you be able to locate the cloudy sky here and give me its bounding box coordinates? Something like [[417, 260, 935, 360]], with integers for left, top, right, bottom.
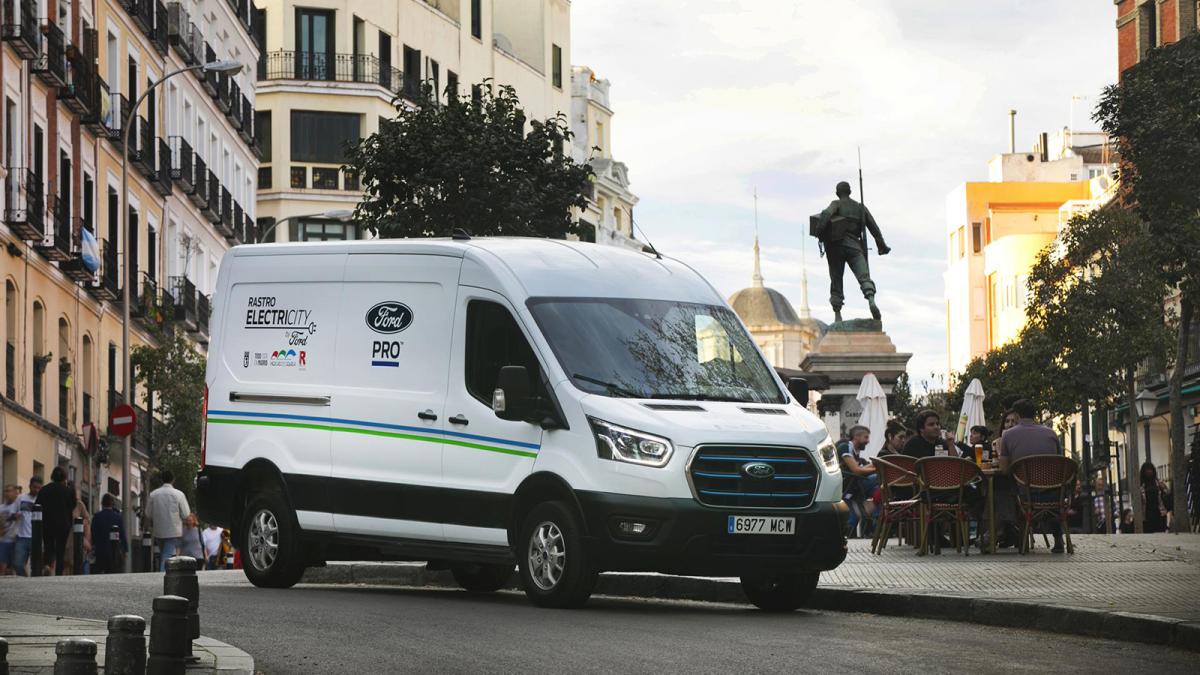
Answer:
[[572, 0, 1118, 389]]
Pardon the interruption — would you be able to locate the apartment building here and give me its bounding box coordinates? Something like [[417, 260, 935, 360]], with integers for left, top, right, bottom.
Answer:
[[569, 65, 638, 251], [1115, 0, 1198, 75], [1, 0, 259, 511]]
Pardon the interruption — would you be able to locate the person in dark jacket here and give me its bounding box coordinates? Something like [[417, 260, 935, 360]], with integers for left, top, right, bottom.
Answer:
[[90, 493, 127, 574], [35, 466, 76, 575]]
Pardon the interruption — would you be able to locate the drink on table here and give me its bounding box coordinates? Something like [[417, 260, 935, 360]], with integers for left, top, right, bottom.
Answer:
[[974, 444, 984, 465]]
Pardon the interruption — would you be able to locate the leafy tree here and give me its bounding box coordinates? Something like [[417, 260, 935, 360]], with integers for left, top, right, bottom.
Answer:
[[131, 328, 206, 505], [348, 82, 594, 238], [1096, 34, 1200, 531], [949, 327, 1060, 432], [890, 372, 918, 429]]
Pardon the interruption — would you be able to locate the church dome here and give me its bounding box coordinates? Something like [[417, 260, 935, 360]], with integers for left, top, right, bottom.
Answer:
[[729, 286, 801, 326]]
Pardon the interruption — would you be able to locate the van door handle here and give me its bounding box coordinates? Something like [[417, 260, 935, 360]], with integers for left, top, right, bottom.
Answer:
[[418, 410, 438, 421], [448, 415, 469, 426]]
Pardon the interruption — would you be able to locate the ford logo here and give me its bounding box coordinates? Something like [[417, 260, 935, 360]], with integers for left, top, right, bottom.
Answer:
[[741, 462, 775, 480], [365, 301, 413, 334]]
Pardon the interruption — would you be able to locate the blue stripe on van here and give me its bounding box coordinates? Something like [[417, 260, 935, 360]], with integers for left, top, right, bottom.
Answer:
[[206, 409, 541, 450]]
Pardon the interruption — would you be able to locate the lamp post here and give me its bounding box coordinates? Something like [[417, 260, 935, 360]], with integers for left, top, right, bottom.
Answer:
[[1135, 387, 1158, 471], [256, 209, 354, 243], [120, 59, 243, 572]]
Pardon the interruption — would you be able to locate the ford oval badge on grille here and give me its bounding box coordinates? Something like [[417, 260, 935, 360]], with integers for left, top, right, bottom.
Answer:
[[741, 461, 775, 480]]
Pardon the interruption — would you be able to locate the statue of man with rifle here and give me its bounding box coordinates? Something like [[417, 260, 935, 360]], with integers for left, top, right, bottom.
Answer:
[[812, 178, 891, 323]]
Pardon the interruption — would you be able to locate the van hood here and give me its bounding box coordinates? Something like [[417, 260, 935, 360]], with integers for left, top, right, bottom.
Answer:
[[577, 394, 832, 450]]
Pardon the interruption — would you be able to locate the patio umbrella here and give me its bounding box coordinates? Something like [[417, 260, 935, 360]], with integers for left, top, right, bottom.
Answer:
[[856, 373, 889, 459], [956, 378, 986, 441]]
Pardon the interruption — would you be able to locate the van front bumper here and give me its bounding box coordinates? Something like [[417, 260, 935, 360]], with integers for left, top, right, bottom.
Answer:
[[575, 491, 848, 576]]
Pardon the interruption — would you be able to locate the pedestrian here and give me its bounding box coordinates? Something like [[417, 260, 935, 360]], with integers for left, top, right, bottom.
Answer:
[[1093, 474, 1114, 534], [1120, 507, 1136, 533], [996, 399, 1065, 552], [63, 481, 92, 575], [0, 484, 19, 575], [181, 513, 205, 564], [201, 522, 223, 570], [90, 493, 127, 574], [11, 477, 40, 575], [145, 470, 191, 571], [1140, 462, 1170, 533], [35, 466, 76, 575]]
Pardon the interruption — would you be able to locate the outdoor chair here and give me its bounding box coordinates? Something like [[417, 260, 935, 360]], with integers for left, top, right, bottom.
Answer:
[[870, 455, 923, 554], [1010, 455, 1079, 555], [915, 456, 981, 556]]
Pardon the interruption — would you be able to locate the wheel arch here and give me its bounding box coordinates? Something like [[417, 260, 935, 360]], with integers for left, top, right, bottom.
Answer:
[[509, 471, 586, 548], [232, 458, 294, 541]]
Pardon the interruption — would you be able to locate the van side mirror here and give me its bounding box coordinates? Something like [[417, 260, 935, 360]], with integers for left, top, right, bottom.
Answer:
[[787, 378, 809, 407], [493, 365, 532, 422]]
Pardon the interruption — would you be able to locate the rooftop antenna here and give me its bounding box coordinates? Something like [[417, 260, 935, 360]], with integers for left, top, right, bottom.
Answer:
[[632, 217, 662, 259]]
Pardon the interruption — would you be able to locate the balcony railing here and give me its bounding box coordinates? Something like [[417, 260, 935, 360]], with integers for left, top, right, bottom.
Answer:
[[61, 58, 98, 117], [259, 50, 405, 95], [154, 137, 172, 195], [1, 0, 40, 60], [202, 171, 220, 222], [197, 293, 210, 337], [239, 96, 254, 143], [3, 168, 44, 240], [124, 0, 153, 38], [171, 276, 197, 329], [242, 212, 256, 244], [102, 90, 129, 142], [230, 201, 243, 243], [4, 341, 13, 399], [201, 43, 218, 95], [58, 218, 95, 282], [34, 194, 71, 261], [228, 81, 242, 128], [219, 187, 233, 234], [31, 21, 67, 86], [100, 239, 120, 299], [188, 155, 209, 207], [169, 136, 194, 191], [132, 117, 156, 177], [152, 0, 168, 54], [216, 69, 231, 112], [168, 3, 193, 62]]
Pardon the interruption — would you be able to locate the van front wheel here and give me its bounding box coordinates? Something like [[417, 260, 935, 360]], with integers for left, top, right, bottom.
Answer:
[[517, 501, 597, 608], [740, 571, 819, 611], [241, 490, 305, 589]]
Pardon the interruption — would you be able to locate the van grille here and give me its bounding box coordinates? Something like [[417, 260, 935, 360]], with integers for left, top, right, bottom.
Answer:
[[689, 445, 818, 509]]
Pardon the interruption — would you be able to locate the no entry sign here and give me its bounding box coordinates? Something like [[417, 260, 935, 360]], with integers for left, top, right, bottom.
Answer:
[[110, 403, 137, 437]]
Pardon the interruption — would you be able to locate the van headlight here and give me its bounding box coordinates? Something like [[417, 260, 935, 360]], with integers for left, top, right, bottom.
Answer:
[[816, 436, 840, 474], [588, 417, 674, 468]]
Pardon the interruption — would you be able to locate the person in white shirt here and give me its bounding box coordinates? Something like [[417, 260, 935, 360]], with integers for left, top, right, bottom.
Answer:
[[0, 484, 19, 575], [145, 470, 191, 571], [201, 523, 223, 570], [11, 477, 40, 576]]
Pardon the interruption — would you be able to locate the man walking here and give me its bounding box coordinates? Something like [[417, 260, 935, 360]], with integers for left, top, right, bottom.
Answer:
[[91, 494, 127, 574], [997, 399, 1065, 552], [35, 467, 76, 576], [146, 470, 191, 571], [814, 181, 891, 322], [0, 484, 19, 575], [11, 478, 39, 575]]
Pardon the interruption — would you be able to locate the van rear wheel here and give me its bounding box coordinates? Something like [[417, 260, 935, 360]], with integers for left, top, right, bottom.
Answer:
[[241, 489, 305, 589], [451, 563, 515, 593], [740, 571, 819, 611], [516, 501, 597, 608]]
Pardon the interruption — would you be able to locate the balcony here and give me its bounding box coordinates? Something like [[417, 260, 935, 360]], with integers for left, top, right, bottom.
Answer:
[[61, 59, 95, 116], [153, 137, 172, 195], [196, 293, 210, 338], [169, 136, 194, 192], [1, 0, 39, 59], [95, 239, 120, 301], [201, 43, 218, 95], [239, 96, 254, 144], [202, 171, 220, 222], [124, 0, 153, 38], [31, 21, 67, 87], [101, 90, 129, 143], [259, 50, 405, 96], [58, 219, 95, 282], [151, 1, 168, 54], [216, 70, 231, 112], [130, 276, 157, 322], [187, 155, 208, 208], [171, 276, 197, 330], [228, 81, 243, 129], [34, 194, 71, 261], [229, 201, 243, 243], [218, 187, 233, 236], [167, 3, 192, 61], [242, 212, 256, 245], [131, 117, 156, 177], [3, 168, 44, 240]]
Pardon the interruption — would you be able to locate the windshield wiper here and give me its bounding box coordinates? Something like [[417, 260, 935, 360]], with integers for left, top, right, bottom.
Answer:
[[571, 373, 642, 398]]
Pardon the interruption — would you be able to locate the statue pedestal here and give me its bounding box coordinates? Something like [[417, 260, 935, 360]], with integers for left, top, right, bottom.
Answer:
[[801, 319, 911, 440]]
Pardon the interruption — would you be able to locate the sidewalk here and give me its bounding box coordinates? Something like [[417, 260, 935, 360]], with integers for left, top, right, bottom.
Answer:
[[302, 533, 1200, 651], [0, 611, 254, 675]]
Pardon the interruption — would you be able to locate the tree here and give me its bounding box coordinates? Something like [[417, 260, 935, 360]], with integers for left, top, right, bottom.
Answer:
[[131, 328, 206, 505], [347, 82, 594, 239], [1096, 34, 1200, 531], [890, 372, 918, 429], [949, 327, 1060, 431], [1024, 207, 1173, 532]]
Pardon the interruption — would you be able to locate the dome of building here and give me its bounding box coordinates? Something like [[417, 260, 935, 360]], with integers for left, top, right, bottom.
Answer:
[[730, 286, 801, 326]]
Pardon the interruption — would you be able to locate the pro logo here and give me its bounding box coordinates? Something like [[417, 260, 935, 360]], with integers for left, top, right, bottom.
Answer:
[[366, 302, 413, 334]]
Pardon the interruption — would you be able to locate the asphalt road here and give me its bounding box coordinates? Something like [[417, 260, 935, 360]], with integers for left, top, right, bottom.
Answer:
[[1, 571, 1194, 674]]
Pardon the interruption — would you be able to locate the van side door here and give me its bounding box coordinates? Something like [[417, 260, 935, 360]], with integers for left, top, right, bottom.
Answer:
[[329, 253, 463, 542], [440, 288, 545, 547]]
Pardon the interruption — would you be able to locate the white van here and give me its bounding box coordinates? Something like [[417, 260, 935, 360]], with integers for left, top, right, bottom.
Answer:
[[197, 237, 848, 609]]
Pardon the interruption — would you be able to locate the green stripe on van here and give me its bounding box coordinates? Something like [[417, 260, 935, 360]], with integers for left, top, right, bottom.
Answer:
[[207, 418, 539, 459]]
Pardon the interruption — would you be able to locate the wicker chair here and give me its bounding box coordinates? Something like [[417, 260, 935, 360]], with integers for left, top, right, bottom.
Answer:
[[870, 455, 923, 554], [915, 456, 981, 556], [1010, 455, 1078, 554]]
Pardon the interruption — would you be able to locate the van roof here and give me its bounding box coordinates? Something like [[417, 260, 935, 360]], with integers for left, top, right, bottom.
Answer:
[[229, 238, 722, 303]]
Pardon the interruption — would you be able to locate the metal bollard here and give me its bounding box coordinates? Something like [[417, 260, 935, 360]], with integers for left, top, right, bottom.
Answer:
[[146, 595, 189, 675], [1, 636, 9, 675], [141, 533, 153, 573], [73, 517, 85, 575], [104, 615, 146, 675], [163, 557, 200, 661], [108, 526, 121, 575], [54, 638, 98, 675], [225, 551, 234, 570], [31, 504, 44, 577]]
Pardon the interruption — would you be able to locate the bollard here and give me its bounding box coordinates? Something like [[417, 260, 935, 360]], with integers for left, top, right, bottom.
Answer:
[[1, 636, 8, 675], [54, 638, 98, 675], [73, 517, 85, 575], [225, 551, 234, 570], [146, 595, 189, 675], [140, 533, 153, 573], [104, 615, 146, 675], [108, 525, 121, 575], [163, 557, 200, 662], [31, 504, 44, 577]]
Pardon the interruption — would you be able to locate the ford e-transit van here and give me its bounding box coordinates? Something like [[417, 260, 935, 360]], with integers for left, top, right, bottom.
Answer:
[[196, 237, 848, 609]]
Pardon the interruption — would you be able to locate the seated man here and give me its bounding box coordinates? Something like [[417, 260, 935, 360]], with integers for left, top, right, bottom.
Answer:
[[996, 398, 1065, 553], [839, 425, 878, 536]]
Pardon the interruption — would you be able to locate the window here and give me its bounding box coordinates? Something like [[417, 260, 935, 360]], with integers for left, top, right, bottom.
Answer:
[[956, 226, 965, 259], [971, 222, 982, 254], [342, 167, 359, 191], [446, 70, 458, 99], [107, 477, 119, 496], [471, 0, 481, 39], [378, 31, 392, 88], [5, 280, 16, 399], [465, 300, 545, 406], [429, 59, 440, 103], [258, 166, 272, 189], [127, 206, 139, 292], [297, 220, 356, 241], [290, 166, 306, 189], [34, 461, 45, 483], [147, 226, 157, 283], [32, 301, 44, 415], [552, 44, 562, 89], [594, 120, 604, 153], [290, 111, 360, 163], [471, 83, 482, 106], [255, 111, 271, 162], [311, 167, 339, 189], [3, 98, 14, 166], [403, 46, 421, 97], [296, 9, 335, 80]]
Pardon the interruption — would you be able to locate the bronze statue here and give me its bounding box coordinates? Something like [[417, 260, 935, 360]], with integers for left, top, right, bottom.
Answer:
[[813, 181, 890, 322]]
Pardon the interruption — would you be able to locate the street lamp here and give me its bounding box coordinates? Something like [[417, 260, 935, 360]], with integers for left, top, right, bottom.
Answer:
[[1135, 388, 1158, 475], [256, 209, 355, 243], [120, 59, 243, 572]]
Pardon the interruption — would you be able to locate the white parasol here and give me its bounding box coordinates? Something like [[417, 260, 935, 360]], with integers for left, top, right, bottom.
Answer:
[[956, 378, 986, 441], [856, 373, 889, 459]]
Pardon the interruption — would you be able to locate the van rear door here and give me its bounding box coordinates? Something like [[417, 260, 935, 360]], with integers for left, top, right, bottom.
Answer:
[[329, 253, 463, 541]]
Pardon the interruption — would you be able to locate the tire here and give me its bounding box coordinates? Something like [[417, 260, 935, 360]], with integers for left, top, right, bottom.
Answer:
[[240, 488, 305, 589], [451, 563, 515, 593], [740, 571, 819, 611], [516, 501, 597, 608]]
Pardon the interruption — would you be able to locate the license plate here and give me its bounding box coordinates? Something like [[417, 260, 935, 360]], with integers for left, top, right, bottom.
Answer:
[[727, 515, 795, 535]]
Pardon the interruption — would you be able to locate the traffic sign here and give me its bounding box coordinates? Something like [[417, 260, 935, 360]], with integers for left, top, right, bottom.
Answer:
[[110, 403, 137, 437]]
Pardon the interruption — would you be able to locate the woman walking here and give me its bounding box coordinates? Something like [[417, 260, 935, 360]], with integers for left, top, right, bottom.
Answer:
[[1140, 462, 1170, 533]]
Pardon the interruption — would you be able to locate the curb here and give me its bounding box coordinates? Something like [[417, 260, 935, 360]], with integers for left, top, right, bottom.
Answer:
[[302, 563, 1200, 653]]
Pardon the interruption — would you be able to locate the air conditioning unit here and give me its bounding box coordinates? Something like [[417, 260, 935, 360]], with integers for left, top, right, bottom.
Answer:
[[166, 2, 188, 45]]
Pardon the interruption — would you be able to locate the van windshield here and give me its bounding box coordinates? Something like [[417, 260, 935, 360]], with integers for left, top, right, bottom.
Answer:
[[527, 298, 786, 403]]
